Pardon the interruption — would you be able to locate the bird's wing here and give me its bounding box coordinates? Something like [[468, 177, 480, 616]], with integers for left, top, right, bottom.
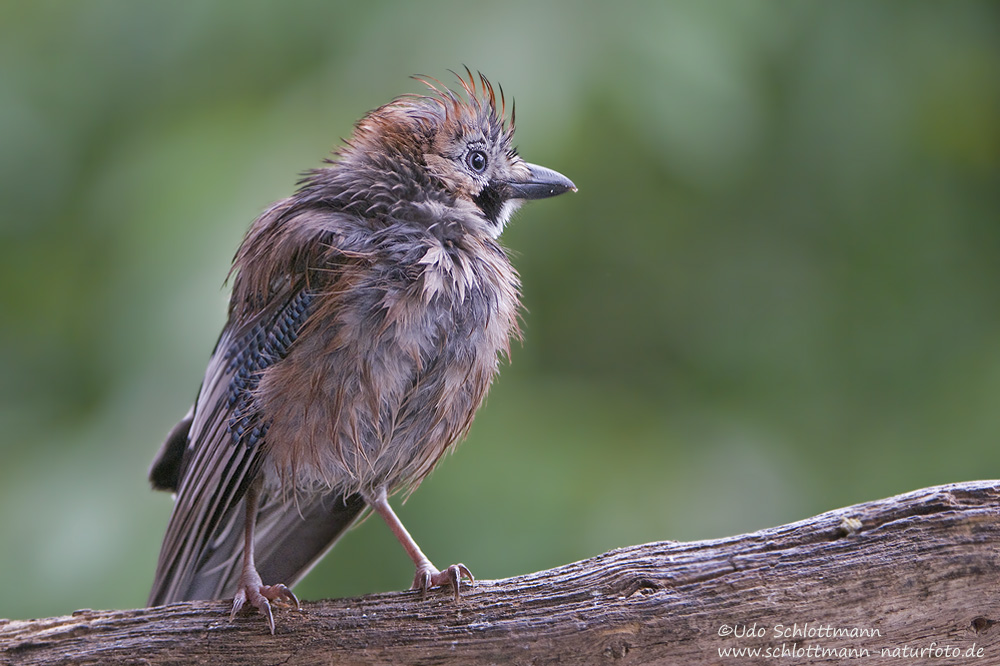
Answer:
[[148, 281, 366, 605]]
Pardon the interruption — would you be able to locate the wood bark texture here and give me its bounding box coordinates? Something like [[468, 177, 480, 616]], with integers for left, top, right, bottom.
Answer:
[[2, 481, 1000, 665]]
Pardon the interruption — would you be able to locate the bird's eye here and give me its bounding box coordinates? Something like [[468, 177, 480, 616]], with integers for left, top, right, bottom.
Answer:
[[466, 149, 488, 174]]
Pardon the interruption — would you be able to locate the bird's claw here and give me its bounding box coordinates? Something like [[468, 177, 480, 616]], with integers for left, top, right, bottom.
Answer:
[[230, 581, 299, 634], [412, 563, 474, 601]]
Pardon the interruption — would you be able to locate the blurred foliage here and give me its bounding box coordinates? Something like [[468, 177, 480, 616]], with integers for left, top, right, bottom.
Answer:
[[1, 0, 998, 620]]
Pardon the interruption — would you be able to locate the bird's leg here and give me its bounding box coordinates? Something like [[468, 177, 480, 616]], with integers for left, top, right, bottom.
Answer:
[[366, 487, 473, 600], [230, 478, 299, 633]]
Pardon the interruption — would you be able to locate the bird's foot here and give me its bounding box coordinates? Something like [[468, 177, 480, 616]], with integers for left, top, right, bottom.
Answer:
[[411, 562, 474, 601], [230, 567, 299, 634]]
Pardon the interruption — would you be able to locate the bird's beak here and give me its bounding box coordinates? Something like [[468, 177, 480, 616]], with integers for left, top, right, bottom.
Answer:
[[507, 163, 577, 200]]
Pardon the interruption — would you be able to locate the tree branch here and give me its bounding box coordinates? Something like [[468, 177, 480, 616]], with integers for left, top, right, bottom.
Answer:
[[3, 481, 1000, 665]]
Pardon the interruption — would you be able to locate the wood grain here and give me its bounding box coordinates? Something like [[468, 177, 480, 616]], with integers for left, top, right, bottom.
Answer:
[[3, 481, 1000, 665]]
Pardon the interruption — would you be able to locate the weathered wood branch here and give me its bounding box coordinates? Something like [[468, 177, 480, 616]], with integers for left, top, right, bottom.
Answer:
[[3, 481, 1000, 665]]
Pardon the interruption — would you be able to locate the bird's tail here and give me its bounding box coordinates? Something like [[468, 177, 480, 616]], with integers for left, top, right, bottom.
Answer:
[[148, 490, 366, 605]]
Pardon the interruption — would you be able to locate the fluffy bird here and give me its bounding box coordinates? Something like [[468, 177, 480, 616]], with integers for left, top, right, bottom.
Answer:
[[147, 71, 575, 632]]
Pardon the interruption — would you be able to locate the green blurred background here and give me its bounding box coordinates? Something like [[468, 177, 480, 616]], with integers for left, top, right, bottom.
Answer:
[[2, 1, 999, 621]]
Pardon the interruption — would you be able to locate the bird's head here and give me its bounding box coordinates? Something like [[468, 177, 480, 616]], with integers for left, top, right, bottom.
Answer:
[[318, 70, 575, 238]]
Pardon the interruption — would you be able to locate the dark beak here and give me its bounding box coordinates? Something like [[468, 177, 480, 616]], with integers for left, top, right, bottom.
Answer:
[[507, 162, 577, 200]]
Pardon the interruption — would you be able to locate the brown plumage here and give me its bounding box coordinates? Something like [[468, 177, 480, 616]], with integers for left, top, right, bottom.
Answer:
[[147, 71, 575, 632]]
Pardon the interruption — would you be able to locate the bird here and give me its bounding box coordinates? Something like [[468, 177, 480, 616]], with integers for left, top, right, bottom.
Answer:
[[146, 70, 575, 633]]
